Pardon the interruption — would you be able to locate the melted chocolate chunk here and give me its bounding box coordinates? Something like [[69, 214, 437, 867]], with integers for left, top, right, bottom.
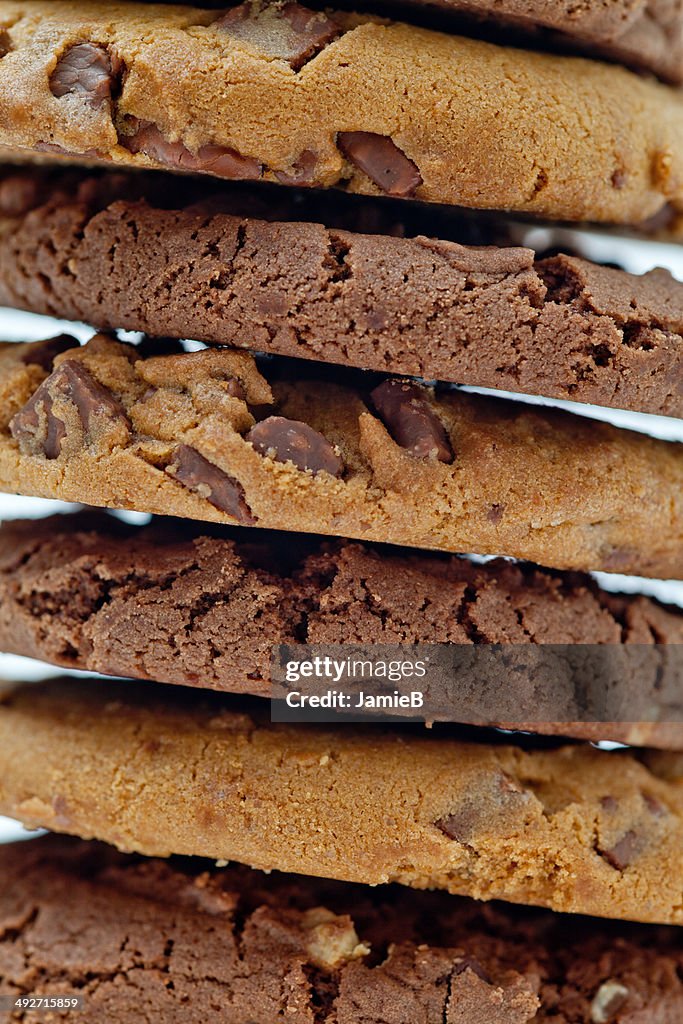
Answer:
[[168, 444, 256, 524], [50, 43, 121, 109], [600, 830, 643, 871], [274, 149, 318, 185], [120, 122, 262, 180], [20, 335, 78, 371], [435, 773, 529, 846], [10, 385, 65, 459], [0, 29, 10, 58], [216, 1, 339, 72], [10, 359, 130, 459], [338, 132, 422, 198], [247, 415, 343, 476], [214, 1, 340, 71], [371, 380, 453, 463]]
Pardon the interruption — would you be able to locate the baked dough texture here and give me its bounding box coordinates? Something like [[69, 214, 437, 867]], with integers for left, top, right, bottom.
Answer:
[[0, 677, 682, 923], [0, 166, 682, 417], [0, 2, 682, 223], [2, 834, 683, 1022], [0, 511, 681, 748], [1, 334, 683, 577]]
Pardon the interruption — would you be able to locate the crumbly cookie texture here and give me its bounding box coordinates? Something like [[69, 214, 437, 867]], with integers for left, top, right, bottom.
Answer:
[[2, 333, 683, 577], [1, 168, 683, 418], [0, 511, 681, 748], [402, 0, 683, 83], [0, 2, 682, 224], [1, 677, 683, 924], [3, 838, 683, 1024]]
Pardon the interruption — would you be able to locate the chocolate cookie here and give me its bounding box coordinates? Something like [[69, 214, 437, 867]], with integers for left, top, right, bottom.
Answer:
[[0, 1, 682, 224], [1, 166, 682, 418], [0, 511, 681, 747], [3, 833, 683, 1023], [2, 334, 683, 577], [1, 676, 682, 923]]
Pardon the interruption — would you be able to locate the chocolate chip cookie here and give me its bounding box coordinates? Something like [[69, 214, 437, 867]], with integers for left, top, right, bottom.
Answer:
[[0, 511, 681, 748], [1, 1, 682, 224], [2, 833, 683, 1023], [1, 166, 682, 418], [2, 334, 683, 577], [1, 676, 682, 923]]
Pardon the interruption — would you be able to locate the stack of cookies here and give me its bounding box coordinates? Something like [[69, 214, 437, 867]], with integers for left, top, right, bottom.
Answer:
[[0, 1, 682, 1020]]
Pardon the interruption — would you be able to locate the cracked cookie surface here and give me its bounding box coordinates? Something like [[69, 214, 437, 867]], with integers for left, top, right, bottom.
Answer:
[[0, 677, 683, 923], [0, 1, 682, 223], [4, 835, 683, 1023], [1, 167, 682, 417], [1, 334, 683, 577], [0, 511, 681, 748]]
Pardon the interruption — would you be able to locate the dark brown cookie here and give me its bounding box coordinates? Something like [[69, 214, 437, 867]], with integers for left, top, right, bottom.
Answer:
[[3, 834, 683, 1023], [0, 512, 681, 748], [1, 165, 682, 418]]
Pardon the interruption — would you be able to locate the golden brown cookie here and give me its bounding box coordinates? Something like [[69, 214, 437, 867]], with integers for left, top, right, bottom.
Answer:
[[2, 334, 683, 577], [1, 677, 682, 923], [1, 1, 682, 224]]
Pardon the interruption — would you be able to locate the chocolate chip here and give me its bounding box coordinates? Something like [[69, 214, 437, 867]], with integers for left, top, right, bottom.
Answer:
[[50, 43, 121, 109], [371, 380, 453, 463], [10, 359, 130, 459], [247, 416, 343, 476], [642, 792, 667, 817], [600, 795, 618, 812], [20, 335, 77, 371], [487, 503, 505, 524], [274, 149, 318, 185], [167, 444, 256, 524], [435, 772, 529, 846], [590, 980, 629, 1023], [0, 29, 11, 58], [452, 957, 491, 984], [600, 829, 642, 871], [10, 385, 65, 459], [120, 122, 262, 180], [62, 361, 130, 434], [214, 1, 340, 71], [337, 132, 422, 198]]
